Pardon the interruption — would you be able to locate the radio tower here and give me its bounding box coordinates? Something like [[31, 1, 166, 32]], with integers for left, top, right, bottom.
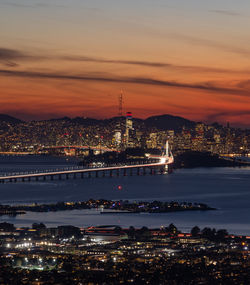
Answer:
[[118, 91, 123, 117]]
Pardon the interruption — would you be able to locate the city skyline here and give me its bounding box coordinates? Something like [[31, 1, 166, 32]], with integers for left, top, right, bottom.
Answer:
[[1, 0, 250, 127], [1, 2, 250, 283]]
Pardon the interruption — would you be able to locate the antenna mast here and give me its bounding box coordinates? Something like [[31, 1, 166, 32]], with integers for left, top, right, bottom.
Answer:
[[118, 91, 123, 117]]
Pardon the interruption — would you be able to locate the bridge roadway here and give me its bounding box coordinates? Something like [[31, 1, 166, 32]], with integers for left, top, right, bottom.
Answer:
[[0, 158, 173, 183]]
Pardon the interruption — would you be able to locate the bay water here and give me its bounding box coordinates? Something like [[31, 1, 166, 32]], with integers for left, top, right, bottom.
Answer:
[[0, 155, 249, 235]]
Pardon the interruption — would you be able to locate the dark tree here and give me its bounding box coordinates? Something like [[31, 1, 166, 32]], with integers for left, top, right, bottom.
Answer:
[[127, 226, 136, 238], [216, 229, 228, 241], [168, 223, 178, 235], [202, 227, 216, 240], [191, 226, 200, 237]]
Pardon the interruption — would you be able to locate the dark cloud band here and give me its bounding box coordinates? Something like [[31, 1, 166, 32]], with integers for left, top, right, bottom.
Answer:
[[0, 47, 248, 74], [0, 68, 245, 95]]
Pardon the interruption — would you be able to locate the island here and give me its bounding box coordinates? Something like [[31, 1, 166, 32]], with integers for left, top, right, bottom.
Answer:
[[0, 199, 216, 216]]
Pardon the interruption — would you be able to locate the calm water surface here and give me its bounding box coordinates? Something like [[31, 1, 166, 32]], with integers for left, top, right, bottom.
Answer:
[[0, 155, 250, 235]]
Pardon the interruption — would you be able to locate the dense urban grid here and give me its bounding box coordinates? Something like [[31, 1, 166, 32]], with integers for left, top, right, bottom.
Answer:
[[1, 113, 250, 284], [1, 113, 250, 156], [0, 222, 250, 284]]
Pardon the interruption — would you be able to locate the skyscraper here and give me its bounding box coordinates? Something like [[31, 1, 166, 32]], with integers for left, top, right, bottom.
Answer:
[[125, 112, 133, 147]]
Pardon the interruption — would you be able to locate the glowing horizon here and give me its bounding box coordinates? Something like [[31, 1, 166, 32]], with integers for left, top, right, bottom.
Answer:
[[1, 0, 250, 127]]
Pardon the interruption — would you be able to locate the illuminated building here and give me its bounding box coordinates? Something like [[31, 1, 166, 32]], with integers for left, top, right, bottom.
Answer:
[[114, 130, 122, 145], [125, 112, 133, 147]]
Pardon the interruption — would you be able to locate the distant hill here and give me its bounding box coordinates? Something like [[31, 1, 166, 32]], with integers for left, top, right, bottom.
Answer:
[[6, 113, 197, 130], [71, 117, 102, 126], [46, 116, 71, 122], [0, 114, 23, 124], [40, 114, 197, 131], [45, 116, 102, 126], [145, 114, 196, 131]]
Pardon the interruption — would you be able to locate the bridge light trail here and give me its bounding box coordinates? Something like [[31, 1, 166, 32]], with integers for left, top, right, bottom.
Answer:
[[0, 141, 174, 182], [0, 160, 172, 181], [160, 157, 166, 164]]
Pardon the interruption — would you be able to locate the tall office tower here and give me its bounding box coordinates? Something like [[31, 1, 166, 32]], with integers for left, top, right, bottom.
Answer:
[[125, 112, 133, 147]]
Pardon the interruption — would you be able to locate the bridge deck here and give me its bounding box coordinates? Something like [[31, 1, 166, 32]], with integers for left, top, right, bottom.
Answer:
[[0, 159, 173, 181]]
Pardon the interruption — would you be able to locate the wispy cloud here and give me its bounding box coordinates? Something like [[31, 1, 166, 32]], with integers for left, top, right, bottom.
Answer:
[[206, 110, 250, 124], [210, 9, 243, 17], [126, 21, 250, 57], [0, 68, 246, 96], [168, 33, 250, 57], [236, 80, 250, 89], [0, 1, 34, 8], [0, 1, 66, 9], [1, 47, 249, 74], [0, 48, 25, 66], [0, 47, 45, 66], [61, 55, 241, 74]]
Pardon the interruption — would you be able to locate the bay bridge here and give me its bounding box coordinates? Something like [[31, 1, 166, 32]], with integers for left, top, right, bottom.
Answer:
[[0, 142, 174, 184]]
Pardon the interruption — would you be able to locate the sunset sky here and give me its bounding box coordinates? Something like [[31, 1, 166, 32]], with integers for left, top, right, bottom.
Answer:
[[1, 0, 250, 126]]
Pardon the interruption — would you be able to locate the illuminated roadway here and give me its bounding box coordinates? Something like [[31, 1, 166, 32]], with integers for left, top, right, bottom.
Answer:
[[0, 157, 174, 183], [0, 141, 173, 183]]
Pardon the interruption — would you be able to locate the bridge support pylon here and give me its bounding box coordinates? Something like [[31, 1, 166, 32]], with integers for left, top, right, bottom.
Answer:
[[137, 168, 140, 176]]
